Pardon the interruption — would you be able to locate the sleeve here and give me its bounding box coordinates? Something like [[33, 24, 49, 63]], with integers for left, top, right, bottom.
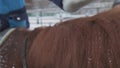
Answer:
[[3, 0, 25, 12], [6, 0, 29, 28], [0, 0, 29, 29], [50, 0, 63, 9], [0, 0, 9, 14], [113, 0, 120, 7]]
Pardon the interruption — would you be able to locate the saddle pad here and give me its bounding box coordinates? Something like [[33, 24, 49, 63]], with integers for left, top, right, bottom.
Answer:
[[0, 28, 15, 45]]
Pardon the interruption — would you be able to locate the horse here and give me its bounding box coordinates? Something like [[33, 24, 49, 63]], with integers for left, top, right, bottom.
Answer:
[[0, 5, 120, 68]]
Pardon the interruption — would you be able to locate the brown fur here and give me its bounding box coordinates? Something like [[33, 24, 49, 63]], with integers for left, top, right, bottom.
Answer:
[[1, 7, 120, 68], [27, 7, 120, 68]]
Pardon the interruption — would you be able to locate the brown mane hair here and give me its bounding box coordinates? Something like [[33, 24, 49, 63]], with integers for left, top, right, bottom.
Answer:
[[26, 7, 120, 68], [1, 7, 120, 68]]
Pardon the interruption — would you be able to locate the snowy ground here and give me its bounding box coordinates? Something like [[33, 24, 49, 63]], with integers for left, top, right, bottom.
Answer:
[[28, 14, 87, 30], [29, 16, 60, 30]]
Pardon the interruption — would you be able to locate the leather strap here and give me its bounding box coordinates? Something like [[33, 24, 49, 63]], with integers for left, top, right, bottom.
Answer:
[[22, 36, 28, 68]]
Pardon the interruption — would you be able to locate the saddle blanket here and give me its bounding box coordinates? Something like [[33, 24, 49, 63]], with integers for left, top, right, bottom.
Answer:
[[0, 28, 15, 45]]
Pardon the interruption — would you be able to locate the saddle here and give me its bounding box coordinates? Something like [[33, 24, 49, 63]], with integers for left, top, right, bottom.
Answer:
[[0, 28, 29, 68], [0, 28, 15, 45]]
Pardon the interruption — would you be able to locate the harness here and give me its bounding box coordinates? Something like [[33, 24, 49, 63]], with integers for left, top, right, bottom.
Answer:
[[22, 36, 28, 68]]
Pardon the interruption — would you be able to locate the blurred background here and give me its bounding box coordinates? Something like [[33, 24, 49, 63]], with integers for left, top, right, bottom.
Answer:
[[25, 0, 114, 30]]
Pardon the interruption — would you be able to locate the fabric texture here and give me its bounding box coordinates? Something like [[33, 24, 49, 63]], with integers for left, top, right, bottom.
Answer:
[[0, 0, 29, 32], [50, 0, 63, 9], [113, 0, 120, 7]]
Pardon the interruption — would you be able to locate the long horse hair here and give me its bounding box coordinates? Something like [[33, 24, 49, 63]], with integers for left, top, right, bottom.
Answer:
[[25, 7, 120, 68], [1, 6, 120, 68]]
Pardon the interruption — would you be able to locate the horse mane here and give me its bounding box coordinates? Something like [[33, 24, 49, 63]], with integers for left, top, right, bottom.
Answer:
[[0, 7, 120, 68], [26, 7, 120, 68], [1, 7, 120, 68]]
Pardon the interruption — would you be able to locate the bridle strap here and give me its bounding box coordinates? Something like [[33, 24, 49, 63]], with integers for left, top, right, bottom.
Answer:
[[22, 36, 28, 68]]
